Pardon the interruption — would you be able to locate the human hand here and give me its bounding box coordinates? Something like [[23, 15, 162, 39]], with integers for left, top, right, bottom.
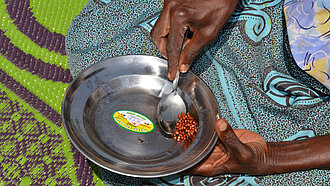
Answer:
[[151, 0, 239, 80], [190, 119, 269, 176]]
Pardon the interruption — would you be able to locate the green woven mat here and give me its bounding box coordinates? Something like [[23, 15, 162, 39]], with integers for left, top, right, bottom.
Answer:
[[0, 0, 104, 185]]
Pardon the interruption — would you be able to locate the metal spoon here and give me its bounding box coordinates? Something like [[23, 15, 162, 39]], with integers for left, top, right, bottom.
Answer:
[[157, 71, 186, 135], [157, 32, 188, 135]]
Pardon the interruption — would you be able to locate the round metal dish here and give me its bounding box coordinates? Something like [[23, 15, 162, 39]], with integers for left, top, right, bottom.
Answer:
[[62, 55, 219, 178]]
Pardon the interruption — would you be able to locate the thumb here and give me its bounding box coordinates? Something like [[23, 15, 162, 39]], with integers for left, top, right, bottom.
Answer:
[[215, 119, 248, 156]]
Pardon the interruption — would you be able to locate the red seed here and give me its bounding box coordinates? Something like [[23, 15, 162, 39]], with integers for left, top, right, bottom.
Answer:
[[174, 112, 198, 143]]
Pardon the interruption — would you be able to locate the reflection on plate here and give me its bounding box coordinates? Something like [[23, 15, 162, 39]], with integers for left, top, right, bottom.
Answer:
[[62, 55, 219, 178]]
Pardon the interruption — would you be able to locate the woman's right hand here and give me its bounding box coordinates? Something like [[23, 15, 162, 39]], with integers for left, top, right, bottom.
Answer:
[[151, 0, 239, 80]]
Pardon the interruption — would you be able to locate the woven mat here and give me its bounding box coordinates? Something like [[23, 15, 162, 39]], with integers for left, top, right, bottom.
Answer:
[[0, 0, 104, 185]]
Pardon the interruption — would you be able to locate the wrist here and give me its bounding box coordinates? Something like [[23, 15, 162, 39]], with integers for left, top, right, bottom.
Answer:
[[261, 135, 330, 174]]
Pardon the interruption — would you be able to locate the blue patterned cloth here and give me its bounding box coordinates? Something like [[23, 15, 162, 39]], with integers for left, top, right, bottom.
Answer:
[[65, 0, 330, 185]]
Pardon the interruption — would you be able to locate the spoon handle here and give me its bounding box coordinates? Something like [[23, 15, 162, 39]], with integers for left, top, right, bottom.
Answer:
[[172, 31, 188, 91], [172, 71, 180, 90]]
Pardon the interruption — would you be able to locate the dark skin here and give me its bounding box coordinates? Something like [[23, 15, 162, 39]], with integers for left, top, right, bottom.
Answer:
[[151, 0, 239, 80], [190, 119, 330, 176], [151, 0, 330, 176]]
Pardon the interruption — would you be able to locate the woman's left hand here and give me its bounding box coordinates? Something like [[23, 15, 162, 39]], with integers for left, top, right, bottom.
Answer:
[[190, 119, 268, 176]]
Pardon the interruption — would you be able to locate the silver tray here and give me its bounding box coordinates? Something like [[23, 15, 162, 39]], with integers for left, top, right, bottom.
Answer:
[[62, 55, 219, 178]]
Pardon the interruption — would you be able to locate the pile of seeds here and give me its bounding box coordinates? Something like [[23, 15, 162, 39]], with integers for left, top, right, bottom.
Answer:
[[173, 112, 198, 142]]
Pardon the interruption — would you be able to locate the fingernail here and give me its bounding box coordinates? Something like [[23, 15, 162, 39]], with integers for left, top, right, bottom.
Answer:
[[179, 64, 190, 73], [216, 113, 220, 120], [167, 73, 171, 80], [219, 120, 227, 131]]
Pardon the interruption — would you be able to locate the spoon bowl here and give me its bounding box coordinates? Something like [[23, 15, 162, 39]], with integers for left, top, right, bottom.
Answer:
[[157, 70, 187, 135], [157, 89, 186, 135]]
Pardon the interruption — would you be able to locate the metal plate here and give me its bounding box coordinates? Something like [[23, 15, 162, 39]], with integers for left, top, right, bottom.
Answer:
[[62, 55, 219, 178]]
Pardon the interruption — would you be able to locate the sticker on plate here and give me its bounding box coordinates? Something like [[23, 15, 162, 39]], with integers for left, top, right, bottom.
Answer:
[[112, 110, 154, 133]]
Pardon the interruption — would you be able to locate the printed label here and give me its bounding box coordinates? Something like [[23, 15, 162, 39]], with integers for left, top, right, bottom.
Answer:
[[112, 110, 154, 133]]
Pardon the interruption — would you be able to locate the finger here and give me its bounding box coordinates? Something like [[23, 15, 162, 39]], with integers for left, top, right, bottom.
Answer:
[[215, 119, 250, 156], [166, 14, 188, 80], [179, 27, 218, 73], [150, 5, 171, 59]]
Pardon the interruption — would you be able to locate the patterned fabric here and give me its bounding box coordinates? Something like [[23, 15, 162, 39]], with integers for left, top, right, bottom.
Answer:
[[0, 0, 104, 185], [284, 0, 330, 89], [65, 0, 330, 185]]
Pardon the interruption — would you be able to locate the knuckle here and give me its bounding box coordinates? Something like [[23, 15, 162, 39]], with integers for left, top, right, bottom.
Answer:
[[224, 132, 237, 143], [172, 8, 189, 22], [166, 42, 176, 53], [200, 28, 218, 42], [237, 146, 254, 163], [186, 47, 199, 58], [167, 0, 178, 8], [238, 151, 253, 163], [172, 8, 188, 18]]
